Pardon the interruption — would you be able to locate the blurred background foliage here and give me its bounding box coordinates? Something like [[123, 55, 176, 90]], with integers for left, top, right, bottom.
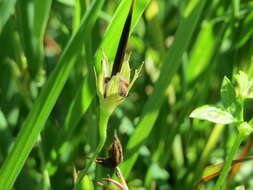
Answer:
[[1, 0, 253, 189]]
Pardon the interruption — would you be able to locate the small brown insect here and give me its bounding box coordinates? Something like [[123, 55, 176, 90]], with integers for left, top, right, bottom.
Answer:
[[96, 132, 123, 168]]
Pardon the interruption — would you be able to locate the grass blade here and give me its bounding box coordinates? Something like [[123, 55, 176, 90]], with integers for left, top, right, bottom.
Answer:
[[96, 0, 150, 70], [120, 0, 207, 177], [0, 0, 17, 34], [16, 0, 52, 78], [57, 0, 150, 148], [0, 0, 104, 189]]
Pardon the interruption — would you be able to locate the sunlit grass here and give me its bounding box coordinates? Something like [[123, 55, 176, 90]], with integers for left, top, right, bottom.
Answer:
[[0, 0, 253, 189]]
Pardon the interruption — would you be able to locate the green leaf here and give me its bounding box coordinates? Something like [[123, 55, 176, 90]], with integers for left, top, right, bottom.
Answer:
[[235, 71, 250, 98], [95, 0, 150, 70], [236, 11, 253, 48], [0, 0, 104, 189], [55, 0, 150, 149], [220, 76, 242, 117], [17, 0, 52, 78], [81, 175, 94, 190], [186, 22, 216, 82], [56, 77, 95, 149], [190, 105, 235, 124], [120, 0, 207, 178], [33, 0, 52, 75], [237, 122, 253, 136], [0, 0, 17, 34], [249, 118, 253, 126], [149, 163, 169, 180], [120, 60, 131, 82], [233, 71, 253, 99], [221, 76, 236, 108]]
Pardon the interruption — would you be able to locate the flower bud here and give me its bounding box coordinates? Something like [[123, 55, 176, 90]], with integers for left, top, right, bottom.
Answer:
[[96, 54, 142, 115]]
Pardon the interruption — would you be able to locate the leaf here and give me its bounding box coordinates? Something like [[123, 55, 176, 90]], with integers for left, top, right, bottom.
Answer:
[[55, 0, 150, 150], [120, 0, 207, 178], [186, 22, 216, 82], [235, 71, 250, 98], [95, 0, 150, 70], [221, 76, 236, 109], [81, 175, 94, 190], [220, 76, 242, 117], [237, 122, 253, 136], [0, 0, 105, 189], [17, 0, 52, 78], [249, 118, 253, 126], [0, 0, 17, 34], [236, 11, 253, 48], [189, 105, 235, 124], [111, 0, 134, 76]]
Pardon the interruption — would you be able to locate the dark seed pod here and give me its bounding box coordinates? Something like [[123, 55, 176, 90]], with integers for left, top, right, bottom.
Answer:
[[96, 132, 123, 168], [108, 133, 123, 164]]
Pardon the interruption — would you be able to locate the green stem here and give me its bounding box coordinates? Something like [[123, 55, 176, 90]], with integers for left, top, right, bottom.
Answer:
[[73, 106, 110, 190], [38, 135, 51, 190], [232, 0, 240, 19], [239, 97, 244, 122], [213, 132, 244, 190], [189, 124, 224, 188]]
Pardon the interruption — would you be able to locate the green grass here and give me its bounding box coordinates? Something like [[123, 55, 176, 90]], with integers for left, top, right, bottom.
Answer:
[[1, 0, 253, 190]]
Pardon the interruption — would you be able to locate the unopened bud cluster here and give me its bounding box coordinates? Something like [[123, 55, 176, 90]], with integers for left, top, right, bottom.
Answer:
[[96, 55, 142, 115]]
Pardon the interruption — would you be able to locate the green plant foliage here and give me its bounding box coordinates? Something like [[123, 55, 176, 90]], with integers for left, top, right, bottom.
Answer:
[[190, 71, 253, 189], [2, 0, 253, 190], [190, 105, 235, 124]]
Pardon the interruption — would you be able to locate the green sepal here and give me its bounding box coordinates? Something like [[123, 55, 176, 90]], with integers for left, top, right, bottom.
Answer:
[[106, 75, 121, 97], [129, 62, 143, 90], [120, 60, 131, 82], [95, 54, 143, 116]]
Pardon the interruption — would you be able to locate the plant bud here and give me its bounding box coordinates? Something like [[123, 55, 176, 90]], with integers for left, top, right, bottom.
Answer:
[[96, 54, 142, 115], [96, 133, 123, 168]]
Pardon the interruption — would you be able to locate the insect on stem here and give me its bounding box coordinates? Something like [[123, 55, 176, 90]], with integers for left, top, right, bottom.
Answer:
[[111, 0, 135, 77]]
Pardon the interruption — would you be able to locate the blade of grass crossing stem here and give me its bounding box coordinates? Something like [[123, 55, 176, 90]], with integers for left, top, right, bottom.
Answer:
[[120, 0, 207, 178], [0, 1, 104, 189], [59, 0, 150, 146], [0, 0, 17, 35]]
